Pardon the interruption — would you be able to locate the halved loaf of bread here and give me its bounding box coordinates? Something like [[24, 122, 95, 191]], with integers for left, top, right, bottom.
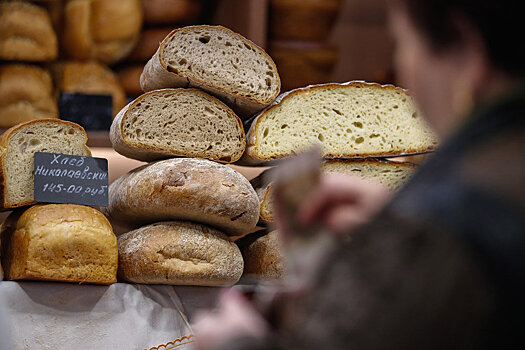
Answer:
[[118, 221, 243, 286], [0, 119, 91, 210], [140, 25, 281, 118], [102, 158, 260, 236], [110, 88, 246, 163], [241, 81, 439, 165], [251, 159, 415, 223]]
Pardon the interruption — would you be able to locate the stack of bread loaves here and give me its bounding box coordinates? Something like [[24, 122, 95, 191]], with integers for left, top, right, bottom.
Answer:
[[105, 25, 282, 287], [239, 81, 439, 281], [0, 119, 118, 284]]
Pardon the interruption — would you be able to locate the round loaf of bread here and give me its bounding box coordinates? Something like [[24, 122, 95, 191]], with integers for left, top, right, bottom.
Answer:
[[118, 221, 243, 286], [238, 230, 284, 281], [103, 158, 260, 236]]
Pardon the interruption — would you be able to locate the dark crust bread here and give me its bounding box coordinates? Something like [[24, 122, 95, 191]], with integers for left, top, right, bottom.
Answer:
[[240, 81, 438, 165], [0, 119, 90, 211]]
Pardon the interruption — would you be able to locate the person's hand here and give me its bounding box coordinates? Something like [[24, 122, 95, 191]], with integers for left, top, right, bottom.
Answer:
[[192, 288, 269, 350], [293, 173, 392, 235]]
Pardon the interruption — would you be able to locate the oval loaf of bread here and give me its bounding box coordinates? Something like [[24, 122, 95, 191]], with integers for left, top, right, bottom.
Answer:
[[241, 81, 439, 165], [237, 230, 284, 281], [118, 221, 243, 286], [251, 159, 416, 224], [0, 119, 91, 210], [140, 25, 281, 118], [110, 88, 246, 163], [103, 158, 260, 236]]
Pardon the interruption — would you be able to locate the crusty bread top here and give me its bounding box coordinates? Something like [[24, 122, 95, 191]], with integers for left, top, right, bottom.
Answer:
[[146, 25, 281, 107], [242, 81, 439, 164]]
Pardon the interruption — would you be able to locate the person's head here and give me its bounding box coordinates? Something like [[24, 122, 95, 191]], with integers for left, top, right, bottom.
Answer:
[[388, 1, 523, 137]]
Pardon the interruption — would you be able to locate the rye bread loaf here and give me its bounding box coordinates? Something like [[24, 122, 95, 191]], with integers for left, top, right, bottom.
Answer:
[[237, 230, 284, 281], [118, 221, 243, 286], [0, 119, 91, 210], [241, 81, 439, 165], [251, 159, 415, 224], [110, 88, 245, 163], [140, 25, 281, 118], [1, 204, 117, 285], [102, 158, 259, 236]]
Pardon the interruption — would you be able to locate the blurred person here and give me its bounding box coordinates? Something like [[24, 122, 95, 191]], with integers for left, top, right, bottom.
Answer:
[[193, 0, 525, 349]]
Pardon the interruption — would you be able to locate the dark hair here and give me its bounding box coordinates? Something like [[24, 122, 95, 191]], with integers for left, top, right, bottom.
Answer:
[[398, 0, 524, 76]]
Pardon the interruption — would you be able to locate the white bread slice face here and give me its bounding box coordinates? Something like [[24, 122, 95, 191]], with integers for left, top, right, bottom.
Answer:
[[251, 159, 416, 223], [110, 88, 246, 163], [0, 119, 91, 210], [140, 25, 281, 118], [242, 81, 439, 165]]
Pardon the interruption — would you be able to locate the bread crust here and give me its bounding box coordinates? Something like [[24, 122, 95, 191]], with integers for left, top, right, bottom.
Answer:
[[238, 230, 284, 281], [140, 25, 281, 118], [110, 88, 246, 162], [0, 204, 117, 285], [0, 119, 91, 210], [240, 81, 438, 165], [118, 221, 243, 286], [102, 158, 260, 236]]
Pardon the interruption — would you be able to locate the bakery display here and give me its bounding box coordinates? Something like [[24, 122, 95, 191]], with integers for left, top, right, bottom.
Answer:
[[62, 0, 143, 64], [52, 60, 127, 118], [0, 119, 91, 210], [237, 230, 284, 281], [110, 88, 245, 163], [0, 64, 58, 128], [140, 25, 281, 118], [103, 158, 259, 236], [1, 204, 117, 285], [127, 28, 174, 62], [118, 221, 243, 286], [141, 0, 201, 25], [241, 81, 438, 165], [252, 159, 416, 224], [0, 1, 58, 62]]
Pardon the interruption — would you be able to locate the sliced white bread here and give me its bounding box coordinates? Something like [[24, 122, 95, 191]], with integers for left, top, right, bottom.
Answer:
[[140, 25, 281, 118], [0, 119, 91, 210], [241, 81, 439, 165], [251, 158, 415, 224], [110, 88, 246, 163]]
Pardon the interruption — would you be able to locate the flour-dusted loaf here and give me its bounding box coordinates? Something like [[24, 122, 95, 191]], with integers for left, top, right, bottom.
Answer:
[[0, 119, 91, 210], [118, 221, 243, 286], [0, 1, 58, 61], [0, 64, 58, 128], [237, 230, 284, 281], [140, 25, 281, 118], [52, 60, 127, 118], [62, 0, 143, 64], [103, 158, 259, 236], [242, 81, 439, 165], [252, 159, 415, 223], [1, 204, 118, 284], [110, 88, 246, 163]]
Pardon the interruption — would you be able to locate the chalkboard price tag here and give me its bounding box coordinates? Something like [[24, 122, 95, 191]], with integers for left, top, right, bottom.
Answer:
[[58, 93, 113, 131], [34, 152, 109, 207]]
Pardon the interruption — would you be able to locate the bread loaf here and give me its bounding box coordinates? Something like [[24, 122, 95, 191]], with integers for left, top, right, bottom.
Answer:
[[62, 0, 143, 64], [0, 64, 58, 128], [103, 158, 259, 236], [252, 159, 416, 223], [237, 230, 284, 281], [52, 61, 126, 118], [117, 65, 143, 96], [140, 25, 281, 118], [110, 88, 245, 163], [0, 119, 91, 210], [241, 81, 438, 165], [1, 204, 117, 285], [142, 0, 201, 25], [118, 221, 243, 286], [0, 1, 58, 61], [269, 0, 343, 41], [126, 28, 173, 62]]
